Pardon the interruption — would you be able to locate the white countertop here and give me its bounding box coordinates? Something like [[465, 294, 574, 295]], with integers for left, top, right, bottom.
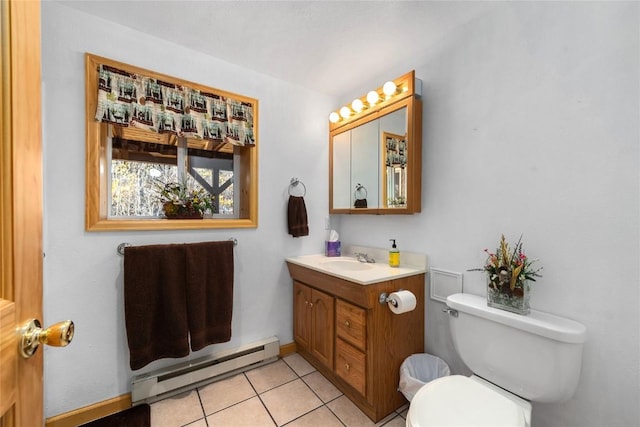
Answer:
[[285, 253, 427, 285]]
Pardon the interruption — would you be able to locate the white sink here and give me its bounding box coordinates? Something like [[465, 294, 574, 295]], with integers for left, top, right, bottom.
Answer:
[[286, 253, 427, 285], [321, 259, 375, 271]]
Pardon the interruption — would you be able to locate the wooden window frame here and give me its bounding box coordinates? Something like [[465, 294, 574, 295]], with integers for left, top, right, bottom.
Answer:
[[84, 53, 258, 231]]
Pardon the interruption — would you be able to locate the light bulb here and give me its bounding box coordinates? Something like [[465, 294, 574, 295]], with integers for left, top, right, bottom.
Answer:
[[351, 99, 364, 113], [366, 90, 379, 106], [329, 112, 340, 123], [383, 81, 397, 96], [339, 106, 351, 119]]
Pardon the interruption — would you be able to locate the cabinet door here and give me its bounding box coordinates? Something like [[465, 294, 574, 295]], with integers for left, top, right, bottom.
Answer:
[[311, 289, 334, 370], [293, 281, 311, 351]]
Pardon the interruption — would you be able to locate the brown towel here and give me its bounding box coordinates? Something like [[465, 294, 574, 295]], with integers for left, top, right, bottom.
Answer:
[[185, 241, 234, 351], [124, 244, 190, 370], [288, 195, 309, 237]]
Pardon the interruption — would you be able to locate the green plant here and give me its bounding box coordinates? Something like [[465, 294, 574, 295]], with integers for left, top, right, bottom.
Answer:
[[473, 234, 543, 296], [155, 181, 216, 217]]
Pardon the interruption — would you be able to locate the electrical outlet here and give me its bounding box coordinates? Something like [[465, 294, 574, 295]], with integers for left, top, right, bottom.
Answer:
[[325, 216, 331, 230]]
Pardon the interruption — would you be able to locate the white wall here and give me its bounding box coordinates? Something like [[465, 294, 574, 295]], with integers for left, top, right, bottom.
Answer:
[[337, 3, 639, 427], [41, 2, 333, 417]]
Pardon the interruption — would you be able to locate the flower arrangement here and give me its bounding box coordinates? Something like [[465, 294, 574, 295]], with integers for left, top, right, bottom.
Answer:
[[472, 234, 543, 314], [156, 181, 216, 219], [481, 234, 543, 295]]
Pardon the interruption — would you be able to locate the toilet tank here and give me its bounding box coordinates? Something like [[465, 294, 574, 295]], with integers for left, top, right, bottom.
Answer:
[[446, 293, 586, 403]]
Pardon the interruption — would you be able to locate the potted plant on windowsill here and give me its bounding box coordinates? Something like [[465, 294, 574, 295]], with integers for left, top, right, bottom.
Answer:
[[156, 181, 216, 219]]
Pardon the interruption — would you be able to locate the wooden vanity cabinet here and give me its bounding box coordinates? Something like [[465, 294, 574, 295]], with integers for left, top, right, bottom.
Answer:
[[287, 262, 425, 422]]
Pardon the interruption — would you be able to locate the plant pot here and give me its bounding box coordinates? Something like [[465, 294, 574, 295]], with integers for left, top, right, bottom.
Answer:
[[487, 277, 531, 315], [165, 212, 203, 219], [163, 202, 203, 219]]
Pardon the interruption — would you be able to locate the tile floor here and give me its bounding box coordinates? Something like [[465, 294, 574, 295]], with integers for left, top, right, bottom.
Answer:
[[149, 353, 408, 427]]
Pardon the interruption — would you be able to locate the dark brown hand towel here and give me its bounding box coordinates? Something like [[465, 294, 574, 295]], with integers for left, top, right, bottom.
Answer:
[[288, 195, 309, 237], [185, 241, 234, 351], [124, 244, 190, 370]]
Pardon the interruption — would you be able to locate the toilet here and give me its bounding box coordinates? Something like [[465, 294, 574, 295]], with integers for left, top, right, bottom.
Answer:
[[407, 293, 586, 427]]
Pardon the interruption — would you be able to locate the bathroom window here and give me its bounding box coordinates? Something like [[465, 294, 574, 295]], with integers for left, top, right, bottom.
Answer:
[[85, 53, 258, 231], [109, 160, 234, 218], [108, 132, 235, 218]]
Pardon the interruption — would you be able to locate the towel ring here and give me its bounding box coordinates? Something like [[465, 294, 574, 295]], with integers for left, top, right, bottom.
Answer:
[[288, 178, 306, 197], [354, 183, 368, 199]]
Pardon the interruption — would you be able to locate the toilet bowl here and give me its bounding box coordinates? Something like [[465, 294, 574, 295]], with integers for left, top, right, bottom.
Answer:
[[407, 293, 586, 427], [407, 375, 531, 427]]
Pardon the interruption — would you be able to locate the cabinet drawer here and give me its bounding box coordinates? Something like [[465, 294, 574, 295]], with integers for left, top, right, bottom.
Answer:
[[336, 299, 366, 351], [335, 338, 366, 395]]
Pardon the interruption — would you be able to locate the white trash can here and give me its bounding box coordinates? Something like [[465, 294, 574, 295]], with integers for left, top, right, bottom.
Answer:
[[398, 353, 451, 401]]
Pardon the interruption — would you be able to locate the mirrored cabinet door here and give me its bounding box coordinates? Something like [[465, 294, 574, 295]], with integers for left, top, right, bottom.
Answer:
[[332, 131, 351, 209], [350, 120, 379, 209], [329, 94, 421, 214], [379, 108, 408, 209], [383, 132, 407, 208]]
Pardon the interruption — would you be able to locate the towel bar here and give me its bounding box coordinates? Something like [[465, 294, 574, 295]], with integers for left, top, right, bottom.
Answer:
[[117, 238, 238, 255]]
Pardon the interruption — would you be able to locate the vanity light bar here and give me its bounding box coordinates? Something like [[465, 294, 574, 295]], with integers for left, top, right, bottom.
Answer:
[[328, 70, 421, 131]]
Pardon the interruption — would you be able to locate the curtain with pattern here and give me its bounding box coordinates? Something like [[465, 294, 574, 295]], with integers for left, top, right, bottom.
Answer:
[[95, 64, 255, 147]]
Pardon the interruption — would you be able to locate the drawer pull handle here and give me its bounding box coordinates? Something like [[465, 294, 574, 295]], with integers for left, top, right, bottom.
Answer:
[[309, 302, 313, 308], [344, 320, 350, 327], [345, 363, 350, 371]]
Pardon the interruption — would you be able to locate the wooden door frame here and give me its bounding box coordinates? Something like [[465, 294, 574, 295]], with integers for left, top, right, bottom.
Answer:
[[1, 0, 44, 426]]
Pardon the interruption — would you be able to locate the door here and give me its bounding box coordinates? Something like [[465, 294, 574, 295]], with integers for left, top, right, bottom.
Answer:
[[1, 0, 44, 425]]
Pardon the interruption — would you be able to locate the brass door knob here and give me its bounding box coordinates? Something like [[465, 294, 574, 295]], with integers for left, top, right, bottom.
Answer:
[[19, 318, 74, 358]]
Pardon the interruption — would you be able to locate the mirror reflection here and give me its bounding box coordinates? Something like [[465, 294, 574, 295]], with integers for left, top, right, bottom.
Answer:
[[384, 132, 407, 208], [331, 106, 410, 211], [350, 118, 380, 209], [380, 109, 408, 208]]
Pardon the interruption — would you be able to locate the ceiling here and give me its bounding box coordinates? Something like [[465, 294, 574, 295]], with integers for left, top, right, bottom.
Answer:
[[55, 1, 495, 98]]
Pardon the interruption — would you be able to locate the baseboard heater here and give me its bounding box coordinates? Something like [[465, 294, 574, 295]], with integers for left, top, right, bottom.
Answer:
[[132, 336, 280, 404]]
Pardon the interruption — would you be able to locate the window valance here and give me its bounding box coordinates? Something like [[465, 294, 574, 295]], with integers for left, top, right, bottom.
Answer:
[[95, 64, 255, 147]]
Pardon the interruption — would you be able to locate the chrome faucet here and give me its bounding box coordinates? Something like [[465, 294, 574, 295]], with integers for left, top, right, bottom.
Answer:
[[354, 252, 376, 263]]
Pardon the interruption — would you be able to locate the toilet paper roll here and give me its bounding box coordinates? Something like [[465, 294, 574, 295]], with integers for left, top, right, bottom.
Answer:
[[387, 290, 417, 314]]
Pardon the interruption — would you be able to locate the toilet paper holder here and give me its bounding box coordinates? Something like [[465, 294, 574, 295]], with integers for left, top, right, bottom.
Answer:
[[379, 291, 401, 307]]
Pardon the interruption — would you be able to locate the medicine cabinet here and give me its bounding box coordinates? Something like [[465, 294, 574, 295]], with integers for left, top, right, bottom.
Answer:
[[329, 71, 422, 214]]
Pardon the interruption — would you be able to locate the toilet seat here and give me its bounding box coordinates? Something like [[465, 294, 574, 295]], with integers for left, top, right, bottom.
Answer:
[[407, 375, 528, 427]]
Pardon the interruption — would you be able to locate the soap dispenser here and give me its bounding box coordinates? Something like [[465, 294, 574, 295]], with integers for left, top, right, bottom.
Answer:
[[389, 239, 400, 268]]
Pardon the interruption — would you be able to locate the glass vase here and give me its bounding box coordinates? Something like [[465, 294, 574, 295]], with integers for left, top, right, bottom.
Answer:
[[487, 278, 531, 315]]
